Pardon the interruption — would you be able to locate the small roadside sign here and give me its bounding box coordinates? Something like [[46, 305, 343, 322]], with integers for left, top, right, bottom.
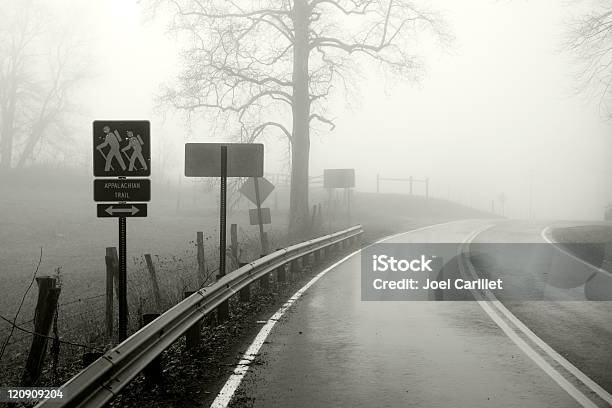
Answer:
[[184, 143, 264, 177], [184, 143, 266, 285], [249, 208, 271, 225], [97, 204, 147, 218], [93, 120, 151, 177], [324, 169, 355, 188], [240, 177, 274, 205], [94, 179, 151, 202]]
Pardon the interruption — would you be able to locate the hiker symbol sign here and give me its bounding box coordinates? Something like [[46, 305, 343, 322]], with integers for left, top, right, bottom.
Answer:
[[93, 121, 150, 177]]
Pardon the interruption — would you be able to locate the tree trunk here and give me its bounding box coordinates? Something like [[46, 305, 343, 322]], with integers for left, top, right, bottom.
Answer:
[[289, 0, 311, 238], [0, 81, 18, 171], [16, 120, 45, 169]]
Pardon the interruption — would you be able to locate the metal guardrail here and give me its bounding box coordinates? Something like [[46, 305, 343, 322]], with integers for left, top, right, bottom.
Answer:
[[36, 225, 363, 408]]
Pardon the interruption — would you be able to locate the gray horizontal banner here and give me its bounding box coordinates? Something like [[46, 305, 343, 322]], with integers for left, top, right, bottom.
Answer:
[[361, 243, 612, 301]]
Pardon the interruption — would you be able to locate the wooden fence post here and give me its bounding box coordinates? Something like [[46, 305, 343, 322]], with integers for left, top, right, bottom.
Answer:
[[144, 254, 162, 312], [317, 203, 323, 232], [184, 291, 201, 349], [21, 277, 61, 386], [196, 232, 207, 287], [230, 224, 238, 266], [310, 205, 317, 236], [142, 313, 162, 383], [106, 247, 119, 301], [105, 255, 114, 339]]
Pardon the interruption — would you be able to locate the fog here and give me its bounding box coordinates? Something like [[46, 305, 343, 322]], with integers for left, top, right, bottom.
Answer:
[[5, 0, 612, 220]]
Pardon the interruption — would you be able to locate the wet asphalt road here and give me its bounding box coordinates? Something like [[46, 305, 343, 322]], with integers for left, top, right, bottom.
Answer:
[[226, 220, 582, 407]]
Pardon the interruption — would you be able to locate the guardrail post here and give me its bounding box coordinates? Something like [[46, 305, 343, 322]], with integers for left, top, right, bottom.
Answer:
[[184, 291, 201, 349], [82, 352, 103, 368], [314, 249, 321, 264], [142, 313, 162, 383], [217, 300, 229, 323], [290, 259, 300, 279], [239, 284, 251, 302], [258, 256, 270, 291], [277, 265, 287, 283], [260, 273, 270, 290]]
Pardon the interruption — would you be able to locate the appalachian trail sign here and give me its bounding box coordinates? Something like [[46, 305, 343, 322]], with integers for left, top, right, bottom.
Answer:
[[93, 120, 151, 341]]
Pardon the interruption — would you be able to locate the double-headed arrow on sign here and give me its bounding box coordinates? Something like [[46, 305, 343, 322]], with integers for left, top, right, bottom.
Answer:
[[96, 204, 147, 218]]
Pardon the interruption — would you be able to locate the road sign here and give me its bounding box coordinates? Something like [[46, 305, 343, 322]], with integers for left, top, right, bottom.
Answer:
[[239, 177, 274, 205], [249, 207, 271, 225], [324, 169, 355, 188], [93, 120, 151, 177], [184, 143, 264, 177], [97, 204, 147, 218], [94, 179, 151, 202]]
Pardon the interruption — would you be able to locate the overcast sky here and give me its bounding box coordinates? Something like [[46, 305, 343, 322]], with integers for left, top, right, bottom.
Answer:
[[69, 0, 612, 220]]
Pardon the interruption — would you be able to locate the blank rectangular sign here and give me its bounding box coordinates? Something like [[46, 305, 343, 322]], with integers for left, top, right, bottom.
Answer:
[[324, 169, 355, 188], [185, 143, 264, 177], [249, 208, 271, 225]]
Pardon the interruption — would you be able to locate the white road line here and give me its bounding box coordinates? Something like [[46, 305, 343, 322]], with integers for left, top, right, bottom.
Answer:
[[209, 252, 359, 408], [209, 220, 471, 408], [461, 227, 612, 407]]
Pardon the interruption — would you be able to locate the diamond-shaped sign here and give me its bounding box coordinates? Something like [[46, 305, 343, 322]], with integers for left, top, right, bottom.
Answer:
[[239, 177, 275, 205]]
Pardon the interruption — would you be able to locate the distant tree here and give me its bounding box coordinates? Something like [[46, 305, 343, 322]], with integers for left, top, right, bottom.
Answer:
[[0, 0, 87, 171], [566, 2, 612, 117], [149, 0, 450, 237]]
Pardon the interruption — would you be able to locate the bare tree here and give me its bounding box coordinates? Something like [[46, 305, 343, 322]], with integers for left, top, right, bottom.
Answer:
[[566, 2, 612, 117], [150, 0, 450, 236], [0, 0, 40, 170], [0, 0, 88, 171]]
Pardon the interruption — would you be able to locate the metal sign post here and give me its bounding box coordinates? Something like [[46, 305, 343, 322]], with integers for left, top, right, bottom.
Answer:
[[185, 143, 264, 323], [253, 177, 269, 254], [219, 146, 228, 279], [93, 120, 151, 342], [239, 176, 274, 253], [118, 213, 127, 341]]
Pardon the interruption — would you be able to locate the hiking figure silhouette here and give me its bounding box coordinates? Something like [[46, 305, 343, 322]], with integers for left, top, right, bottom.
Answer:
[[121, 131, 148, 171], [96, 126, 126, 172]]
